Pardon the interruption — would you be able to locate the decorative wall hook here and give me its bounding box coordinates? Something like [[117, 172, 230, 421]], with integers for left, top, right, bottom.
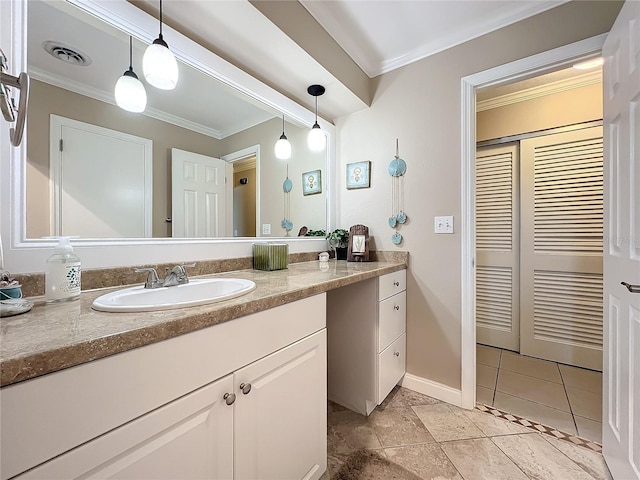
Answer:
[[1, 49, 30, 147]]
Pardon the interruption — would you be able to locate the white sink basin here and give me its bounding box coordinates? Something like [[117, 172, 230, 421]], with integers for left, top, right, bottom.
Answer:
[[92, 278, 256, 313]]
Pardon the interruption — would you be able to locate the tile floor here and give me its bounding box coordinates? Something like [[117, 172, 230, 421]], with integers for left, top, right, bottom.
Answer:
[[322, 386, 611, 480], [476, 344, 603, 443]]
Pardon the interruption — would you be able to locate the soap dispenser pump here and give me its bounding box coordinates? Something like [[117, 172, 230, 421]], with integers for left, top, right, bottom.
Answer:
[[45, 237, 81, 302]]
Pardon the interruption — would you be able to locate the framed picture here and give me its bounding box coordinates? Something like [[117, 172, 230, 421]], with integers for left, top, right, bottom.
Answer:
[[302, 169, 322, 195], [346, 161, 371, 189]]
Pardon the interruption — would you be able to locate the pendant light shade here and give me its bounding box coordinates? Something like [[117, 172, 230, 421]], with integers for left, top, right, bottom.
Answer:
[[274, 115, 292, 160], [307, 85, 326, 152], [115, 36, 147, 113], [143, 0, 178, 90]]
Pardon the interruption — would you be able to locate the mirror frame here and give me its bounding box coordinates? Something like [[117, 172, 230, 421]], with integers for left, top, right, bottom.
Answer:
[[1, 0, 336, 273]]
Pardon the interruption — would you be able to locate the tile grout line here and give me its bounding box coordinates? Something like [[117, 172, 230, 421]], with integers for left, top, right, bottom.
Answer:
[[558, 361, 580, 435], [486, 434, 535, 480]]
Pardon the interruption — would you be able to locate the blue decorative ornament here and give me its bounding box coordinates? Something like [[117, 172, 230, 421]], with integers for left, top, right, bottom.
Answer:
[[282, 177, 293, 193], [391, 232, 403, 245], [397, 211, 407, 224], [388, 157, 407, 177], [388, 216, 397, 228]]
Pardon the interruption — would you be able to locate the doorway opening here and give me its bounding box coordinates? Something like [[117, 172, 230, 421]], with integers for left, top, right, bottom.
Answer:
[[460, 35, 607, 422]]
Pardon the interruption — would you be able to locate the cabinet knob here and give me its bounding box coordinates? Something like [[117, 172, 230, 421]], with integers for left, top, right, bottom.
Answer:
[[240, 383, 252, 395], [223, 393, 236, 405], [394, 305, 400, 311], [394, 281, 400, 287], [394, 351, 400, 357]]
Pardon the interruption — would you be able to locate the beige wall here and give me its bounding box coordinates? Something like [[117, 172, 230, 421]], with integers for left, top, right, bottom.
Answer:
[[26, 79, 222, 238], [336, 1, 620, 389], [219, 117, 327, 237], [233, 168, 257, 237], [477, 82, 603, 141]]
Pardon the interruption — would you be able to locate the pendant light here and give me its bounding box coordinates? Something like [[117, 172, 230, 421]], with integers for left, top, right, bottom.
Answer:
[[115, 36, 147, 113], [307, 84, 326, 152], [274, 115, 292, 160], [143, 0, 179, 90]]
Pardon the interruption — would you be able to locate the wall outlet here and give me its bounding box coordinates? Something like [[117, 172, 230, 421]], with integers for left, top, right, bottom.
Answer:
[[262, 223, 271, 235], [434, 216, 454, 234]]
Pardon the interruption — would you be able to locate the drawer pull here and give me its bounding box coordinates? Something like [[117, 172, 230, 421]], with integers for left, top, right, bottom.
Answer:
[[223, 393, 236, 405], [394, 351, 400, 357], [394, 305, 400, 311], [394, 281, 400, 287], [240, 383, 252, 395]]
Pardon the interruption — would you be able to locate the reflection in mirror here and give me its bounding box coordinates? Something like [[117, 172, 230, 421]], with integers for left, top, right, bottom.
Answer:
[[25, 0, 327, 240]]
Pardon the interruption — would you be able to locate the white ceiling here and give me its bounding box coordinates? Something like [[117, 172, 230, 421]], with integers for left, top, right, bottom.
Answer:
[[300, 0, 569, 78]]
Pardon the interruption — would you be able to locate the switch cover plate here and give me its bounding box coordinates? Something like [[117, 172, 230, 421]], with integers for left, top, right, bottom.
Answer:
[[434, 216, 454, 234], [262, 224, 271, 235]]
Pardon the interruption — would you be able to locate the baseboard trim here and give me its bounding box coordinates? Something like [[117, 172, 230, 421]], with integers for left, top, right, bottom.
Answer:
[[400, 373, 463, 407]]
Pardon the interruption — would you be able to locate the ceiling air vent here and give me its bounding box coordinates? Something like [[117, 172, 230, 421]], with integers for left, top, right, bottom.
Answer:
[[43, 41, 92, 66]]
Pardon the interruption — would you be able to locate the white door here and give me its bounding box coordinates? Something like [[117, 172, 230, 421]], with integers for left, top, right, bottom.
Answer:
[[50, 115, 153, 238], [520, 127, 604, 371], [171, 149, 227, 238], [475, 143, 520, 351], [234, 330, 327, 480], [16, 375, 234, 479], [602, 1, 640, 478]]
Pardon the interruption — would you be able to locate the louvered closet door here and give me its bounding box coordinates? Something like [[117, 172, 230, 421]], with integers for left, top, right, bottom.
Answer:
[[476, 143, 520, 351], [520, 126, 603, 371]]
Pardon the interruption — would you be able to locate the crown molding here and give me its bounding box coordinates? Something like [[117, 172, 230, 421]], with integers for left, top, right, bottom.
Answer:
[[28, 67, 224, 139], [476, 70, 601, 112]]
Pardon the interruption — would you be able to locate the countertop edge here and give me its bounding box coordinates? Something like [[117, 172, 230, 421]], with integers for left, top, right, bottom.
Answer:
[[1, 262, 406, 387]]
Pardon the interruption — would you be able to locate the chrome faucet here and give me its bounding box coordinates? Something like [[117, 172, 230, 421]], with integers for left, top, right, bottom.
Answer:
[[134, 263, 196, 289], [163, 263, 195, 287]]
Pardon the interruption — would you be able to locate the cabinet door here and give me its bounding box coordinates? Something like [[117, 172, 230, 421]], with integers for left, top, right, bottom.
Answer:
[[17, 375, 234, 480], [234, 330, 327, 480]]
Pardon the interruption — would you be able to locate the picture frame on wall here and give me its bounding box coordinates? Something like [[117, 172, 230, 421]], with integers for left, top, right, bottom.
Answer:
[[302, 169, 322, 196], [346, 161, 371, 189]]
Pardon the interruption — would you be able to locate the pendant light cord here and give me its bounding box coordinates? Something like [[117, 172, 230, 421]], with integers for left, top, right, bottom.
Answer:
[[315, 96, 318, 123], [159, 0, 163, 36], [128, 36, 133, 70]]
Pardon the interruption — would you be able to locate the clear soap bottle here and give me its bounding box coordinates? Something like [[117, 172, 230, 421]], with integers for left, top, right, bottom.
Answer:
[[45, 237, 81, 302]]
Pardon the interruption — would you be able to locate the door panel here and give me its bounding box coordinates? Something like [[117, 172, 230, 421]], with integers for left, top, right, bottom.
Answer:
[[234, 330, 327, 480], [520, 126, 604, 370], [476, 143, 520, 351], [602, 1, 640, 477], [171, 148, 227, 238]]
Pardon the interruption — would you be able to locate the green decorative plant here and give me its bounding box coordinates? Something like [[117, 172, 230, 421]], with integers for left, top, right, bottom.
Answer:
[[326, 228, 349, 249], [304, 229, 326, 237]]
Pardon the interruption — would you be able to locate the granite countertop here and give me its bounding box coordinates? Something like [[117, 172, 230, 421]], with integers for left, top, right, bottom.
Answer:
[[0, 259, 407, 387]]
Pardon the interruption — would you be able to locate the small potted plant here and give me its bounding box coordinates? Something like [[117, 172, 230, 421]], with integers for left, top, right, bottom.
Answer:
[[327, 228, 349, 260]]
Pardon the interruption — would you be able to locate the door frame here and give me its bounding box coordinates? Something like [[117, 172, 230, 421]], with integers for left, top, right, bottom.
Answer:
[[460, 34, 607, 409], [221, 145, 261, 238]]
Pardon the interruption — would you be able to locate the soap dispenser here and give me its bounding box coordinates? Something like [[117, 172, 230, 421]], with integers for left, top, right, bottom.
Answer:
[[45, 237, 81, 302]]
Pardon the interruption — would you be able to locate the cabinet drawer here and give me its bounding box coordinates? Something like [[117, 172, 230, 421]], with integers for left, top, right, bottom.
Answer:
[[378, 270, 406, 301], [377, 333, 406, 404], [378, 291, 406, 352]]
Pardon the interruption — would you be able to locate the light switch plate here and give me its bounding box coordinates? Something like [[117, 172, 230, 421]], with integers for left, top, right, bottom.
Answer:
[[434, 216, 454, 234], [262, 224, 271, 235]]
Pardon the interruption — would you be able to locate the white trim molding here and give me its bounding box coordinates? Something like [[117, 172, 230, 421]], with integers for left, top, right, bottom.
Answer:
[[476, 70, 602, 111], [400, 374, 463, 407], [460, 34, 606, 410]]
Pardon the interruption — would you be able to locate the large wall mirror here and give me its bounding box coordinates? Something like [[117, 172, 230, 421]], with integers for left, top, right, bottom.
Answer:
[[1, 0, 335, 272]]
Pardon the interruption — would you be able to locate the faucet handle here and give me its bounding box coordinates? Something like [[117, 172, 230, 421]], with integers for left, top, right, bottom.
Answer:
[[134, 267, 161, 288]]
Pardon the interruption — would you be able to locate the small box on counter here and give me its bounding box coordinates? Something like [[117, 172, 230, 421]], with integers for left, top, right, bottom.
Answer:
[[252, 243, 288, 271]]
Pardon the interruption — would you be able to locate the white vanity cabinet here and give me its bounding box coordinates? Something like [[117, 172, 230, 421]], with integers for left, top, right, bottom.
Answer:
[[327, 270, 407, 416], [1, 294, 327, 480]]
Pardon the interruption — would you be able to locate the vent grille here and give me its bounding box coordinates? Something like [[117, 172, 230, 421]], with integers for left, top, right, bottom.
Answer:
[[43, 41, 92, 66], [477, 266, 514, 331], [476, 150, 513, 251], [533, 138, 603, 254], [533, 270, 603, 348]]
